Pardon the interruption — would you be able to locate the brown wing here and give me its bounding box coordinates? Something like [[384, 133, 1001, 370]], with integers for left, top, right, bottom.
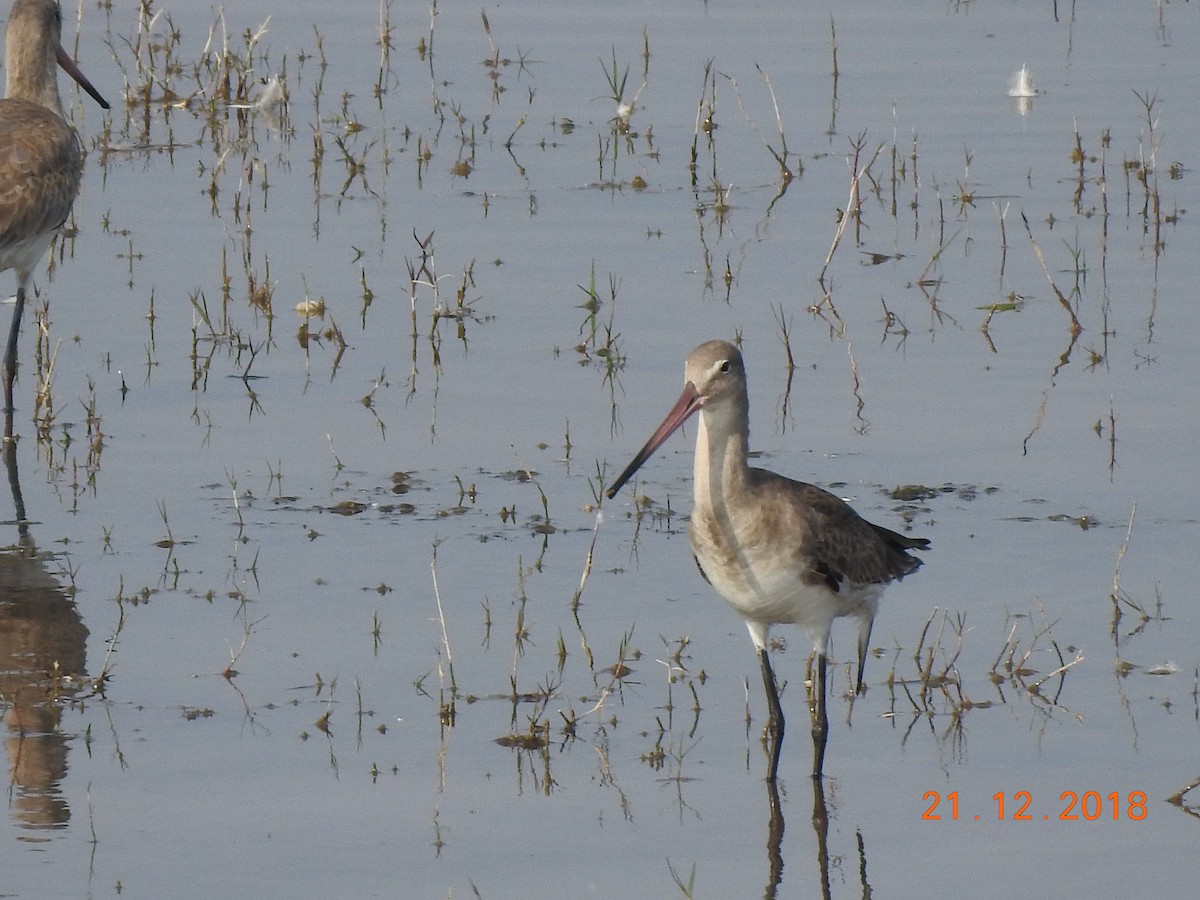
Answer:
[[0, 100, 84, 256], [776, 476, 928, 592]]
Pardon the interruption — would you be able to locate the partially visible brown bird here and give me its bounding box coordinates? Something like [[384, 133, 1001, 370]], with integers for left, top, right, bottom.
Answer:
[[1, 0, 108, 431]]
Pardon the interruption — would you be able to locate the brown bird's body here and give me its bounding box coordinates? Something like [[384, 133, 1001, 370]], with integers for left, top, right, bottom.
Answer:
[[0, 0, 108, 432], [607, 339, 929, 780]]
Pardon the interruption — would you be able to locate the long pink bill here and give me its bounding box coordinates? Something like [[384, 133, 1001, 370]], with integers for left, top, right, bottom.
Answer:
[[56, 45, 110, 110], [606, 382, 702, 499]]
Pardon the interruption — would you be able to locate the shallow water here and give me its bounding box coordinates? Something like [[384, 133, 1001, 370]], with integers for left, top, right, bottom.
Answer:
[[3, 1, 1198, 897]]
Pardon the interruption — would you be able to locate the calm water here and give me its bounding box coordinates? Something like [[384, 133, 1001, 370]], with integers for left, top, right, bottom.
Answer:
[[4, 1, 1198, 897]]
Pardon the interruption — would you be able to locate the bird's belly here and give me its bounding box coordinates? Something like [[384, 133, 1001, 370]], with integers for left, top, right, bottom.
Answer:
[[690, 522, 880, 632], [702, 553, 831, 625], [0, 228, 60, 275]]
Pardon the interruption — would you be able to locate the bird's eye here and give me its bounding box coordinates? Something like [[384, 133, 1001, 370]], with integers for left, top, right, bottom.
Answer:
[[719, 360, 731, 373]]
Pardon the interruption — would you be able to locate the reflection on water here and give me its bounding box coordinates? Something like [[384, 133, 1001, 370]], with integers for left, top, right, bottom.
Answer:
[[1, 439, 88, 834], [761, 777, 871, 899]]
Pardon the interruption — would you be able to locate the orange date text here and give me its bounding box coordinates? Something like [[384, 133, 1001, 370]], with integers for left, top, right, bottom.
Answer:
[[921, 790, 1148, 822]]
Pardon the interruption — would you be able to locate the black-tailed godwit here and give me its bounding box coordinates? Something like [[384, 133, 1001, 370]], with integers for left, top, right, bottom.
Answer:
[[607, 339, 929, 780], [1, 0, 108, 432]]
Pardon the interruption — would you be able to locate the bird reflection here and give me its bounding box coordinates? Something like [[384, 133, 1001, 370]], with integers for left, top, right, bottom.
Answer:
[[810, 778, 832, 900], [764, 778, 786, 897], [1, 435, 88, 831], [762, 776, 871, 899]]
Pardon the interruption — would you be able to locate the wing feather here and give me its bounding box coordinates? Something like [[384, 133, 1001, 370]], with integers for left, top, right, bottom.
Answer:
[[751, 472, 928, 592], [0, 100, 84, 258]]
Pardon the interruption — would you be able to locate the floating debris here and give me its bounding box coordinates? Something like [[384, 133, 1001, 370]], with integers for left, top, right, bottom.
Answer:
[[1008, 64, 1036, 98], [1144, 661, 1179, 676], [495, 731, 549, 751], [254, 75, 286, 115], [295, 298, 326, 318]]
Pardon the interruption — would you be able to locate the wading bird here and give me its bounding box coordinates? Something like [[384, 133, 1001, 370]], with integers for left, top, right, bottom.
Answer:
[[607, 340, 929, 780], [1, 0, 108, 434]]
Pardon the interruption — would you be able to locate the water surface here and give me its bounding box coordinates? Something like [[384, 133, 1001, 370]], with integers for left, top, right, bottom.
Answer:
[[3, 1, 1198, 897]]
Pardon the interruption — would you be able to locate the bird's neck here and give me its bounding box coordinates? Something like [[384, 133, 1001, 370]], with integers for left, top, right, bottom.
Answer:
[[694, 403, 751, 509], [5, 45, 63, 114]]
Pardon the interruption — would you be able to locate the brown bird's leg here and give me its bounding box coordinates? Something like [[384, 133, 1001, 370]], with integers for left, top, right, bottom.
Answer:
[[856, 617, 874, 695], [810, 653, 829, 779], [3, 284, 26, 435], [759, 647, 785, 782]]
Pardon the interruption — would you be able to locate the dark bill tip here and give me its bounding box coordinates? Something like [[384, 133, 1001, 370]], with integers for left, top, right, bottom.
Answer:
[[56, 45, 110, 111]]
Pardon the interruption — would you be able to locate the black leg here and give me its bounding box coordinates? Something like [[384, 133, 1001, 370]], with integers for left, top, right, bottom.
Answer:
[[810, 652, 828, 779], [759, 647, 784, 782], [3, 284, 25, 434], [855, 615, 875, 695]]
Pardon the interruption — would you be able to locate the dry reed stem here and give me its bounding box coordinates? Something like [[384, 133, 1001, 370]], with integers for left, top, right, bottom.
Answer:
[[830, 15, 840, 142], [1020, 212, 1083, 335], [1111, 503, 1137, 595], [223, 608, 265, 679], [914, 228, 961, 288], [722, 66, 793, 183], [569, 510, 601, 612], [819, 137, 883, 286], [990, 620, 1019, 674], [1028, 652, 1085, 690], [1108, 504, 1149, 640], [430, 541, 457, 719], [1167, 775, 1200, 815], [90, 591, 129, 697]]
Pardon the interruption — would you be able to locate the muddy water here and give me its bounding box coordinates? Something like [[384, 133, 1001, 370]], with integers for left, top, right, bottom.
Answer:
[[3, 1, 1198, 897]]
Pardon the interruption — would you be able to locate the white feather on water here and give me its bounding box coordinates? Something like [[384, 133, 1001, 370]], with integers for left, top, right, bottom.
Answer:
[[1008, 64, 1037, 98]]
